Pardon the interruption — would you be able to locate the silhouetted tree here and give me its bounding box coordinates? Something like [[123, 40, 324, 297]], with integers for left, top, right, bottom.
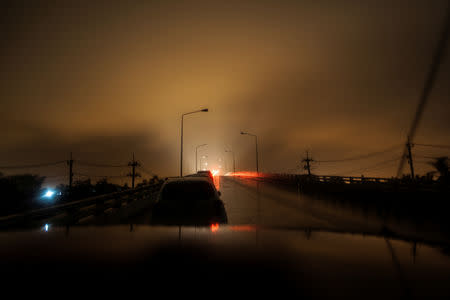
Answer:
[[429, 156, 449, 184], [150, 175, 161, 184], [70, 179, 94, 200], [136, 179, 148, 188], [95, 178, 119, 194], [0, 174, 45, 216]]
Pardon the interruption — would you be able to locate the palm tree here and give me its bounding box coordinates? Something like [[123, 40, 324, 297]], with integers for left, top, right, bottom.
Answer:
[[429, 156, 449, 183]]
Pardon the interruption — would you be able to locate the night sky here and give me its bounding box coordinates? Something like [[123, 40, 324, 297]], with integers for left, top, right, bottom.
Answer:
[[1, 0, 449, 185]]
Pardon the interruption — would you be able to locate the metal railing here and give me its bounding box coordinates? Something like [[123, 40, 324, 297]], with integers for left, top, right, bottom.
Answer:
[[312, 175, 391, 184], [234, 173, 445, 191], [235, 173, 392, 184], [0, 183, 162, 229]]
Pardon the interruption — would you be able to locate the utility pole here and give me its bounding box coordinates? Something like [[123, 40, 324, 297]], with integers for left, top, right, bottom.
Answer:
[[302, 151, 313, 176], [127, 153, 141, 188], [67, 152, 74, 189], [406, 137, 415, 180]]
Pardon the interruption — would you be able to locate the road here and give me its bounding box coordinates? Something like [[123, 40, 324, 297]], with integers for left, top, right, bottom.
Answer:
[[219, 175, 372, 229], [131, 175, 449, 245]]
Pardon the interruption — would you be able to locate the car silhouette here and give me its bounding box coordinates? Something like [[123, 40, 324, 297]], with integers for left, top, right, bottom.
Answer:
[[185, 170, 214, 183], [151, 177, 227, 226]]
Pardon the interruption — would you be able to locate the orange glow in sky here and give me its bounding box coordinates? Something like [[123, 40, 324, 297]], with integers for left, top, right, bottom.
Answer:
[[1, 1, 448, 182]]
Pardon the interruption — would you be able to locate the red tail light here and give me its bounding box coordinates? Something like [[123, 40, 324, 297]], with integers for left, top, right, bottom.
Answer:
[[210, 223, 219, 232]]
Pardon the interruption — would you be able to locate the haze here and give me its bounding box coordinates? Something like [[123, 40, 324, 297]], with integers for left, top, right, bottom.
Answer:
[[1, 0, 449, 185]]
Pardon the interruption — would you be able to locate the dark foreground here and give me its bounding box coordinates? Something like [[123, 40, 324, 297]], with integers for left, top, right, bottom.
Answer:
[[1, 225, 449, 299], [1, 176, 450, 299]]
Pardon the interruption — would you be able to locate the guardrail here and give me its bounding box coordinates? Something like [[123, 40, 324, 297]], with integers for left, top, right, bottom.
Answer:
[[243, 173, 393, 184], [234, 173, 446, 192], [0, 183, 162, 229], [305, 175, 391, 184]]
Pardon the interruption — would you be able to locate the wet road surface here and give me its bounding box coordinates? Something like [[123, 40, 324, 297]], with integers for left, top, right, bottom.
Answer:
[[131, 175, 449, 246], [218, 176, 450, 244]]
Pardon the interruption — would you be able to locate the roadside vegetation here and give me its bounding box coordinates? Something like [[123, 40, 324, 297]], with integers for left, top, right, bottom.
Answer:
[[0, 173, 161, 217]]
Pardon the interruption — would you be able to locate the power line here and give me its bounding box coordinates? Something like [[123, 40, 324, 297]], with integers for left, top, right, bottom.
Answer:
[[74, 173, 127, 178], [414, 154, 450, 159], [77, 161, 128, 168], [397, 4, 450, 176], [330, 156, 401, 176], [316, 145, 401, 163], [284, 166, 302, 173], [138, 165, 156, 177], [412, 149, 450, 155], [0, 160, 66, 169], [414, 143, 450, 150], [414, 161, 435, 165]]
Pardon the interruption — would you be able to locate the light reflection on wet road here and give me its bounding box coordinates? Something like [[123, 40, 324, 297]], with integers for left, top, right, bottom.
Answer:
[[218, 176, 450, 245]]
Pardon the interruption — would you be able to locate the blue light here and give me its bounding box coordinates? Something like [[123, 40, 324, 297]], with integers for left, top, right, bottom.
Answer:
[[43, 189, 55, 198], [44, 190, 55, 198], [43, 224, 49, 232]]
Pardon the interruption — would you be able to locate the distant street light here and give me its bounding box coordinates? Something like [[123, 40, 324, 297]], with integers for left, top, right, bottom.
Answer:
[[225, 149, 236, 173], [180, 108, 208, 177], [196, 144, 208, 172], [201, 155, 208, 170], [241, 131, 259, 173]]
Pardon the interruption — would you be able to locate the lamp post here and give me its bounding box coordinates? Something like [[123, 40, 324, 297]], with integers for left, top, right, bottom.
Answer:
[[225, 149, 236, 173], [196, 144, 208, 172], [180, 108, 208, 177], [241, 131, 259, 173]]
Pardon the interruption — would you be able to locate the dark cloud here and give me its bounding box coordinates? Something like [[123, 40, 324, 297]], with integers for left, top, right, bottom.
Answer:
[[0, 118, 174, 185]]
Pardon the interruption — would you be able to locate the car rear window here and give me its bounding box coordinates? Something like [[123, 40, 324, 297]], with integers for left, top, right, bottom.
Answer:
[[160, 181, 215, 204]]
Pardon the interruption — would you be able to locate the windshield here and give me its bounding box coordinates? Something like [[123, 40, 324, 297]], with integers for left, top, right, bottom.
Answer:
[[1, 1, 450, 298]]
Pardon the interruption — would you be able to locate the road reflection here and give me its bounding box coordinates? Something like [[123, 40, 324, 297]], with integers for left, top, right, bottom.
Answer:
[[220, 176, 450, 249]]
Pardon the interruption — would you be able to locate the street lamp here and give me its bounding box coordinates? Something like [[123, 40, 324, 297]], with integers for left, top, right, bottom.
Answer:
[[225, 149, 236, 173], [180, 108, 208, 177], [196, 144, 208, 172], [241, 131, 259, 173]]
